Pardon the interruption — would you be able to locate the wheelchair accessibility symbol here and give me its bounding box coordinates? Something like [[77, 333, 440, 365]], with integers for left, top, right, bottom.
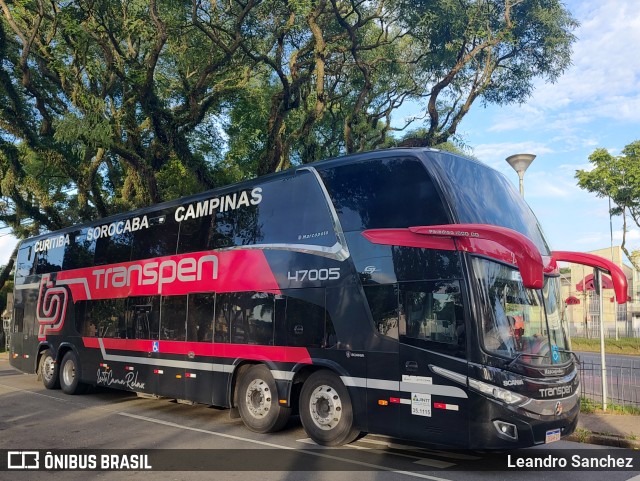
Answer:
[[152, 341, 159, 353], [551, 345, 560, 363]]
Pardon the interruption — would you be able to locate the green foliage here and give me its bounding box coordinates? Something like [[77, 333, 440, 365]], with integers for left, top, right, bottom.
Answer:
[[156, 159, 203, 201], [576, 141, 640, 268], [0, 0, 578, 289]]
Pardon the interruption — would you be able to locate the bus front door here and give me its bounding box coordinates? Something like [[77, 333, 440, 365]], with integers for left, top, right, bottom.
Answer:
[[398, 343, 469, 447]]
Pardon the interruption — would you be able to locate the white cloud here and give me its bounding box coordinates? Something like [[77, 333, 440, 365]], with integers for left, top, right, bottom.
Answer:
[[484, 0, 640, 133]]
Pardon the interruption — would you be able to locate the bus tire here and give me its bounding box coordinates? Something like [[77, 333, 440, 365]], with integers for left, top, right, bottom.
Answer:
[[59, 351, 87, 395], [299, 370, 360, 446], [39, 349, 60, 390], [237, 364, 291, 433]]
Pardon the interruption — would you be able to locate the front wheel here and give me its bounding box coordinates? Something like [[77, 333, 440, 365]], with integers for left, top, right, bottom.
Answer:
[[299, 370, 360, 446], [237, 364, 291, 433], [39, 349, 60, 390], [59, 351, 87, 395]]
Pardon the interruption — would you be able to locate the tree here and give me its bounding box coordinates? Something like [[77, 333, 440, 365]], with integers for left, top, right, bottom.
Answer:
[[1, 0, 579, 291], [576, 141, 640, 270], [397, 0, 578, 146]]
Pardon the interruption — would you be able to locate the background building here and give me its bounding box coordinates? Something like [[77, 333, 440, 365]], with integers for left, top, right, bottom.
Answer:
[[561, 246, 640, 338]]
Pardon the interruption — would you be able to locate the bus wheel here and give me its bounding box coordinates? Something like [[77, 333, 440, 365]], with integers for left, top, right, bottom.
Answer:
[[39, 349, 60, 390], [300, 370, 360, 446], [59, 351, 87, 395], [237, 364, 291, 433]]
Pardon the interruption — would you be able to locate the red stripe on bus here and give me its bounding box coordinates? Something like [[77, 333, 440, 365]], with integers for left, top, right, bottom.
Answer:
[[81, 337, 313, 364]]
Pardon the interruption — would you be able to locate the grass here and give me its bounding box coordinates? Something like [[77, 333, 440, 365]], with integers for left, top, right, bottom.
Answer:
[[580, 397, 640, 415], [570, 337, 640, 355]]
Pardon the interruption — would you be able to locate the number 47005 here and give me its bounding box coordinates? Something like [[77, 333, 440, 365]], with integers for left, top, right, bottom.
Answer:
[[287, 268, 340, 282]]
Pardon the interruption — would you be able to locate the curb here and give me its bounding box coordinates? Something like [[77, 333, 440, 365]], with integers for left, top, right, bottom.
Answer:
[[566, 432, 640, 449]]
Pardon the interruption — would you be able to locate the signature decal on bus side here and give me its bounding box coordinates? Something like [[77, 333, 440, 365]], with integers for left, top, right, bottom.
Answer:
[[96, 369, 146, 390]]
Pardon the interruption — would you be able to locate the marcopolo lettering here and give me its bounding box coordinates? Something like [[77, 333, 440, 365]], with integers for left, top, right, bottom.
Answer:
[[174, 187, 262, 222], [87, 216, 149, 242], [92, 255, 219, 294]]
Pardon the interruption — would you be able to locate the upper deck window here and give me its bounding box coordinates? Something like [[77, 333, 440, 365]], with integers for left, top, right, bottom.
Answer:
[[318, 157, 450, 232], [429, 153, 550, 254]]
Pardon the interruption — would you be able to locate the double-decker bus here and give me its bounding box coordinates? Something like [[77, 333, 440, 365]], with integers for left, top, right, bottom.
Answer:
[[9, 148, 627, 448]]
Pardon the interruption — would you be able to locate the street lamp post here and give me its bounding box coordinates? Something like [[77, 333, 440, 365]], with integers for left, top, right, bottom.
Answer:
[[506, 153, 536, 196]]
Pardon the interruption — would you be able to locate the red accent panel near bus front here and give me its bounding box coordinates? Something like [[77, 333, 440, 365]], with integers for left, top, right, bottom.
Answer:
[[552, 251, 628, 303], [410, 225, 543, 289], [362, 229, 457, 251], [82, 338, 313, 364], [57, 250, 281, 301], [363, 224, 544, 289]]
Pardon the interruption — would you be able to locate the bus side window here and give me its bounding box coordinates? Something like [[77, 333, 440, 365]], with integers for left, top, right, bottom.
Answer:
[[187, 293, 215, 342], [13, 305, 24, 333], [364, 284, 399, 340], [125, 297, 160, 340], [160, 295, 187, 341], [94, 230, 133, 266], [247, 293, 275, 345], [399, 280, 465, 357]]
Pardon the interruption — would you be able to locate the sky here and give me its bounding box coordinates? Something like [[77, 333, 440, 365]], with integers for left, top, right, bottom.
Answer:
[[457, 0, 640, 262], [1, 0, 639, 266]]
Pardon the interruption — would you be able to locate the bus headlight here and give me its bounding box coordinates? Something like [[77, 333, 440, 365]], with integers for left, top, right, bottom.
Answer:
[[468, 378, 525, 405]]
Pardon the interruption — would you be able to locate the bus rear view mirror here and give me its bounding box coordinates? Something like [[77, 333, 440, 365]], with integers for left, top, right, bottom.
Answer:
[[551, 251, 628, 304]]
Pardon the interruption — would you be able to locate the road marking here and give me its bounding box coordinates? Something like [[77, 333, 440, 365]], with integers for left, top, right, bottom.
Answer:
[[299, 437, 451, 466], [0, 378, 454, 480], [120, 412, 454, 480]]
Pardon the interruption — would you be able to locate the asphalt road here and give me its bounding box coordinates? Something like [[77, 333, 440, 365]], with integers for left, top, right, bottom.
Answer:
[[576, 351, 640, 405], [0, 358, 638, 481]]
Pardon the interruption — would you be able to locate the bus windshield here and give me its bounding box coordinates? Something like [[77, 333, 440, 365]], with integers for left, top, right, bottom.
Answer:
[[473, 258, 571, 365]]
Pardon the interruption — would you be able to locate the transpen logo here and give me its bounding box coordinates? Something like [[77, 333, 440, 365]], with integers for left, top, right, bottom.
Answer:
[[37, 274, 68, 340]]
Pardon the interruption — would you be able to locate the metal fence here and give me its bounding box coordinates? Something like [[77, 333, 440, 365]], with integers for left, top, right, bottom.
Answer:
[[569, 325, 640, 339], [578, 357, 640, 408]]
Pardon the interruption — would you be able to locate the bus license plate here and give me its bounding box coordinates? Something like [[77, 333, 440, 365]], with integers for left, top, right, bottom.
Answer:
[[545, 428, 561, 443]]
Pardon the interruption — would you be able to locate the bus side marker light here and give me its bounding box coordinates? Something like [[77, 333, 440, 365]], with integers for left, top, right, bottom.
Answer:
[[13, 353, 18, 359], [185, 373, 196, 378], [434, 403, 459, 411], [154, 369, 164, 374], [176, 375, 182, 379], [378, 400, 389, 406], [100, 363, 109, 369], [279, 399, 287, 405], [389, 398, 401, 404], [23, 354, 29, 359]]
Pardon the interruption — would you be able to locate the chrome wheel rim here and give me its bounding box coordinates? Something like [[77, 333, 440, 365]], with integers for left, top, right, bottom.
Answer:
[[308, 384, 342, 430], [42, 356, 55, 382], [245, 378, 271, 419], [62, 359, 75, 387]]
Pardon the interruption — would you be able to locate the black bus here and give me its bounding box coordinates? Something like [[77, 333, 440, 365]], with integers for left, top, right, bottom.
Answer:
[[9, 148, 627, 448]]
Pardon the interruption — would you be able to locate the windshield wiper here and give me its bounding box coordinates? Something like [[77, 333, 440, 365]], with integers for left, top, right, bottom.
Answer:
[[506, 352, 549, 370], [557, 348, 580, 365]]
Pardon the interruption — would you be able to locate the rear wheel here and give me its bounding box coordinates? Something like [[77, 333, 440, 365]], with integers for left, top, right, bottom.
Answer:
[[39, 349, 60, 390], [237, 364, 291, 433], [59, 351, 87, 395], [299, 370, 360, 446]]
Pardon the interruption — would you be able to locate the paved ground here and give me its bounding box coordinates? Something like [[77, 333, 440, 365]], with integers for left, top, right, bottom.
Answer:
[[1, 350, 638, 448]]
